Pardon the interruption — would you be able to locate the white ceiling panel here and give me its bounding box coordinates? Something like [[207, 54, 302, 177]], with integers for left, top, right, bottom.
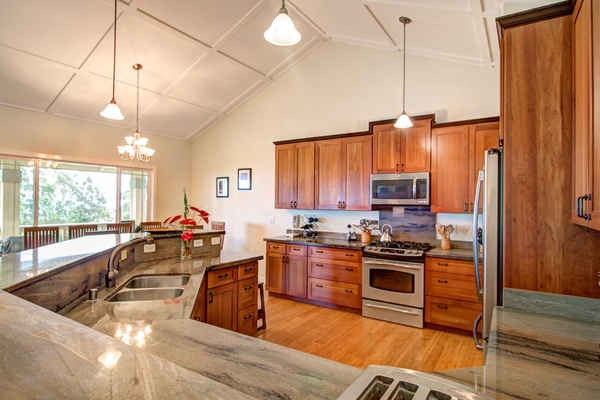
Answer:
[[0, 47, 75, 111], [137, 0, 262, 47], [140, 97, 217, 140], [167, 55, 265, 112], [0, 0, 111, 68], [1, 0, 561, 140]]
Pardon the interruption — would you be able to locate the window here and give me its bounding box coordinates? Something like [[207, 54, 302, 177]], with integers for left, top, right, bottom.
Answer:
[[0, 156, 154, 242]]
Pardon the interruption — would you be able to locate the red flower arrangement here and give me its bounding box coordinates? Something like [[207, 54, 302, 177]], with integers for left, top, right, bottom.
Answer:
[[163, 188, 209, 259]]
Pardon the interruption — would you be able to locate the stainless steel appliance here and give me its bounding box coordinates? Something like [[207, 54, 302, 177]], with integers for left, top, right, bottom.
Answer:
[[371, 172, 430, 206], [472, 148, 503, 360], [362, 241, 433, 328]]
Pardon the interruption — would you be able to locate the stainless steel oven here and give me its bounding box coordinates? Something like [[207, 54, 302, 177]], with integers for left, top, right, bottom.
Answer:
[[362, 242, 431, 329]]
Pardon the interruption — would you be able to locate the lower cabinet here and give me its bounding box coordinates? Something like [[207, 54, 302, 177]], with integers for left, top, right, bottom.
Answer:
[[424, 257, 482, 331], [265, 242, 307, 298], [192, 261, 259, 336]]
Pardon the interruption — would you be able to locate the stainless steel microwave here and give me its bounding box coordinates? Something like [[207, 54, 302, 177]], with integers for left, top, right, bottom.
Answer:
[[371, 172, 430, 205]]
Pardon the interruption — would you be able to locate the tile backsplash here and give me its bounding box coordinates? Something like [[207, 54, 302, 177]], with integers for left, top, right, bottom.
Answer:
[[378, 207, 437, 243]]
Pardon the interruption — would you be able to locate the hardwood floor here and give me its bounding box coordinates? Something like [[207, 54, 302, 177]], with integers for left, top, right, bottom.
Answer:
[[257, 295, 483, 372]]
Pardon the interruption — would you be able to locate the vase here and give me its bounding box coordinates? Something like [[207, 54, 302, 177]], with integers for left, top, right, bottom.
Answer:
[[361, 232, 371, 243], [181, 238, 192, 260], [441, 238, 451, 250]]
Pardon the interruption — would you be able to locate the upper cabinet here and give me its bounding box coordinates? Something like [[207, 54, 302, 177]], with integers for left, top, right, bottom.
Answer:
[[275, 142, 315, 209], [431, 119, 499, 213], [315, 135, 372, 210], [573, 0, 600, 230], [371, 117, 433, 173]]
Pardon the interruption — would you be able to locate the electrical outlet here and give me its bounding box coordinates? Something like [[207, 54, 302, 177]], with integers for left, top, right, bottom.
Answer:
[[194, 239, 203, 247], [268, 216, 275, 224], [143, 243, 156, 253], [211, 237, 221, 245], [120, 250, 127, 261]]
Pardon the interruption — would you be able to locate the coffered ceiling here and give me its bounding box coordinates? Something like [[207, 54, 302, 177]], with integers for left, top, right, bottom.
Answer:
[[0, 0, 559, 141]]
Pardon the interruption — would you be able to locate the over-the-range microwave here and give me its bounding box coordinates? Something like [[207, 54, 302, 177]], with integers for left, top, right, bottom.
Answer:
[[371, 172, 430, 206]]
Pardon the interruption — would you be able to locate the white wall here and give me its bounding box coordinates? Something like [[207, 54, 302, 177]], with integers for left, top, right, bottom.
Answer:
[[0, 105, 192, 220], [191, 41, 500, 278]]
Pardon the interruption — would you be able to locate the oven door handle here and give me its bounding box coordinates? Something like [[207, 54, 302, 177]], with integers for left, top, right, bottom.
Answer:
[[363, 303, 421, 316], [363, 259, 421, 270]]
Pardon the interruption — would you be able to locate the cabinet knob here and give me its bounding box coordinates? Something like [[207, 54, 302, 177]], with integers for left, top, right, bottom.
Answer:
[[194, 316, 201, 321]]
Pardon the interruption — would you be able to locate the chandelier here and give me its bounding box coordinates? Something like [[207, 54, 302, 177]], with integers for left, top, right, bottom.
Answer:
[[117, 63, 155, 162]]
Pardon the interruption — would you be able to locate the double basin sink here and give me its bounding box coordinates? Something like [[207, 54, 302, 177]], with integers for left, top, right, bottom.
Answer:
[[105, 274, 190, 302]]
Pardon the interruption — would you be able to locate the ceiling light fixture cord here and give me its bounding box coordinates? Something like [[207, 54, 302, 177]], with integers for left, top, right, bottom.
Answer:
[[100, 0, 124, 120]]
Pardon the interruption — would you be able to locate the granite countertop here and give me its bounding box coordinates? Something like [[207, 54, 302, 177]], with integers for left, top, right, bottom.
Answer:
[[426, 246, 478, 261]]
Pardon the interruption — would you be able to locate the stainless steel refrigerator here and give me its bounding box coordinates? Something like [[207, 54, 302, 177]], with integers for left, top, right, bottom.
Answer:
[[472, 148, 503, 361]]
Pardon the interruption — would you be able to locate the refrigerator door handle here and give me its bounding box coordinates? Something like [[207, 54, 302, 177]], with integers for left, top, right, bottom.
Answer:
[[472, 170, 484, 302], [473, 312, 483, 350]]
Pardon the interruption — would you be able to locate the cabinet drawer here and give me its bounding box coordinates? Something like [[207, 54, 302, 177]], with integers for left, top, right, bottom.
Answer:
[[426, 257, 479, 276], [237, 305, 257, 336], [238, 276, 258, 310], [267, 242, 285, 253], [308, 259, 361, 284], [207, 267, 237, 288], [309, 247, 362, 262], [286, 244, 307, 256], [307, 278, 361, 309], [425, 271, 480, 302], [425, 295, 482, 332], [238, 262, 258, 280]]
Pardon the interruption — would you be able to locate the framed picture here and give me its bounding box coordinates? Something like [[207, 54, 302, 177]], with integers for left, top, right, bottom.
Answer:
[[237, 168, 252, 190], [216, 177, 229, 198]]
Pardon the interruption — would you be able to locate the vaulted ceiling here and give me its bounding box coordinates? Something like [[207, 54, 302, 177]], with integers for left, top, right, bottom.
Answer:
[[0, 0, 558, 141]]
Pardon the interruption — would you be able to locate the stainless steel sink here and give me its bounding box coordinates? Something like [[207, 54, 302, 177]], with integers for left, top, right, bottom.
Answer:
[[124, 274, 190, 289], [106, 287, 184, 302]]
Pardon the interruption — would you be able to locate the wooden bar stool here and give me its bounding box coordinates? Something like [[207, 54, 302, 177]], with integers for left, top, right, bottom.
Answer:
[[257, 281, 266, 332]]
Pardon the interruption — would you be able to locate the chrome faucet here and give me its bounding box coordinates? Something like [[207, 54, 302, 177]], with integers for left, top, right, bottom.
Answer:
[[106, 236, 155, 288]]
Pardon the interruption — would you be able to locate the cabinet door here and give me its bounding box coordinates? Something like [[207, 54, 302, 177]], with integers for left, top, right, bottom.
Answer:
[[372, 123, 403, 173], [296, 142, 315, 209], [207, 282, 238, 331], [315, 139, 344, 209], [286, 254, 308, 298], [468, 122, 500, 212], [275, 144, 296, 209], [237, 305, 257, 336], [401, 119, 432, 172], [343, 136, 372, 210], [431, 125, 470, 213], [266, 252, 285, 294]]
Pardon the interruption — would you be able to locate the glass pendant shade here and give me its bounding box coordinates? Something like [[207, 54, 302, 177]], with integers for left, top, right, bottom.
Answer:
[[394, 112, 413, 128], [264, 2, 301, 46], [100, 99, 124, 120]]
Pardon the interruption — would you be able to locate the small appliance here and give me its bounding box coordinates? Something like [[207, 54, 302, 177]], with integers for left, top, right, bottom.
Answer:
[[371, 172, 430, 206]]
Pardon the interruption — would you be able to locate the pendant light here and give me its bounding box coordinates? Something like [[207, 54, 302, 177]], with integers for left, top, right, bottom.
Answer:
[[394, 17, 413, 129], [264, 0, 301, 46], [100, 0, 124, 120], [117, 64, 155, 162]]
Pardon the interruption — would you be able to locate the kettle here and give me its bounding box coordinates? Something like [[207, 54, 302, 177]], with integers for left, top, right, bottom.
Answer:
[[380, 224, 393, 243]]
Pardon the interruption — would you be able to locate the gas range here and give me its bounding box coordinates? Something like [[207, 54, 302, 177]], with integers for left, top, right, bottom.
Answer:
[[363, 241, 434, 260]]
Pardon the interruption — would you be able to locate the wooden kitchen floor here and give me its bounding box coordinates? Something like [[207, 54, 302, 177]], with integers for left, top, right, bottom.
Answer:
[[257, 295, 483, 372]]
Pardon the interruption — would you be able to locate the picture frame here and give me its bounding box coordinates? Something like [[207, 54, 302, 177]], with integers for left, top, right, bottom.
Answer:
[[237, 168, 252, 190], [216, 177, 229, 198]]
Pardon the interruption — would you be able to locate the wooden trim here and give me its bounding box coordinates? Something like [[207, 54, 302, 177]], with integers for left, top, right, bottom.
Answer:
[[433, 116, 500, 129], [496, 0, 575, 39], [368, 114, 436, 133], [266, 291, 362, 314], [273, 131, 369, 145]]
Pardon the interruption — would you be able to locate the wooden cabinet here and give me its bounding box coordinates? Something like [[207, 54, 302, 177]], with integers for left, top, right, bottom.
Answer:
[[424, 257, 482, 331], [307, 247, 362, 309], [431, 119, 499, 213], [265, 242, 307, 298], [275, 142, 315, 209], [573, 0, 600, 230], [315, 135, 372, 210], [371, 118, 433, 173], [194, 262, 259, 336]]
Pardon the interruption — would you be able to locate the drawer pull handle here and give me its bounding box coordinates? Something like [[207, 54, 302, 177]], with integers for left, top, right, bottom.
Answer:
[[244, 285, 253, 291], [243, 314, 253, 320], [437, 305, 448, 310], [437, 263, 448, 266], [244, 267, 253, 273], [316, 250, 323, 253], [315, 284, 323, 288], [293, 248, 300, 251], [437, 279, 448, 284], [345, 267, 354, 271], [345, 253, 354, 257], [345, 289, 353, 293], [208, 291, 213, 304], [273, 245, 280, 249], [218, 273, 228, 279], [316, 264, 324, 267]]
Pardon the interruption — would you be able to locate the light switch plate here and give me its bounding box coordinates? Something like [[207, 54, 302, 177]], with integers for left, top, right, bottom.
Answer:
[[143, 243, 156, 253], [211, 237, 221, 245], [121, 250, 127, 261], [193, 239, 203, 247]]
